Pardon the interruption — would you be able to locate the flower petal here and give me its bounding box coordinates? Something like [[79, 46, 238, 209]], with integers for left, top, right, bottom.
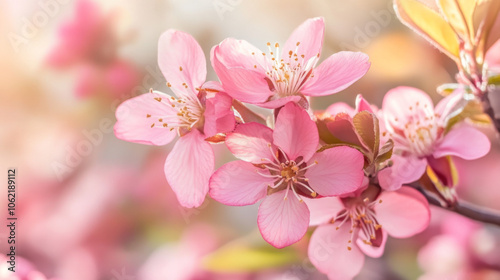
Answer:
[[433, 124, 490, 160], [164, 129, 214, 208], [382, 86, 434, 130], [325, 102, 355, 117], [225, 122, 275, 163], [257, 95, 303, 109], [158, 30, 206, 98], [301, 52, 370, 96], [273, 103, 319, 161], [212, 39, 273, 104], [209, 161, 271, 206], [203, 91, 235, 137], [257, 190, 310, 248], [375, 187, 430, 238], [303, 196, 344, 226], [114, 91, 177, 146], [308, 224, 365, 280], [282, 17, 325, 68], [377, 154, 427, 191], [356, 230, 388, 258], [306, 147, 365, 197]]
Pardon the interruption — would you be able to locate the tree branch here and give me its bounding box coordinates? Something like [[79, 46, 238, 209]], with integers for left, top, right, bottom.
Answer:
[[413, 186, 500, 227]]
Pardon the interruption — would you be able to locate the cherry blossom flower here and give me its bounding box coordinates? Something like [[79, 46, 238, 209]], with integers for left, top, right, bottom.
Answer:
[[211, 17, 371, 109], [379, 87, 491, 191], [46, 0, 140, 99], [114, 30, 235, 208], [320, 95, 411, 191], [307, 186, 430, 279], [209, 102, 364, 248]]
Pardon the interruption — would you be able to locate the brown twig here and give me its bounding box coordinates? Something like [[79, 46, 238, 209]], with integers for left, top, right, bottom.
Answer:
[[412, 186, 500, 227]]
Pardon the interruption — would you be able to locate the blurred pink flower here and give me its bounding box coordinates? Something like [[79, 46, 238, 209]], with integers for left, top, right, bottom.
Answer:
[[0, 256, 59, 280], [379, 87, 490, 190], [210, 102, 364, 248], [114, 29, 235, 208], [307, 186, 430, 280], [46, 0, 139, 99], [212, 17, 370, 109]]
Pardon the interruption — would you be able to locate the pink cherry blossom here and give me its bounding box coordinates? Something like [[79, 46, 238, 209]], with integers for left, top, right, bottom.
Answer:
[[211, 17, 371, 109], [307, 186, 430, 279], [114, 30, 235, 208], [323, 95, 414, 192], [380, 87, 491, 190], [46, 0, 140, 99], [209, 102, 364, 248]]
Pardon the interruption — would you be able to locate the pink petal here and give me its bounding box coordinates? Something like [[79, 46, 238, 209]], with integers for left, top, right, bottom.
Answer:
[[433, 125, 491, 160], [308, 224, 365, 279], [303, 196, 344, 226], [306, 147, 364, 196], [382, 86, 434, 130], [75, 64, 100, 98], [211, 40, 273, 104], [105, 60, 140, 99], [158, 30, 206, 99], [325, 102, 355, 117], [225, 122, 275, 163], [164, 129, 214, 208], [282, 17, 325, 68], [301, 52, 370, 96], [355, 94, 374, 113], [273, 103, 319, 161], [257, 190, 310, 248], [209, 161, 271, 206], [356, 230, 387, 258], [377, 154, 427, 191], [257, 95, 303, 109], [375, 187, 430, 238], [203, 92, 235, 137], [114, 91, 177, 146], [434, 89, 464, 123], [46, 0, 100, 67]]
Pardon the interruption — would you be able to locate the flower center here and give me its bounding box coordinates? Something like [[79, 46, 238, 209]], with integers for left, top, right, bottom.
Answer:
[[257, 144, 318, 201], [262, 42, 319, 98], [333, 198, 383, 251], [146, 90, 204, 132], [387, 101, 442, 157]]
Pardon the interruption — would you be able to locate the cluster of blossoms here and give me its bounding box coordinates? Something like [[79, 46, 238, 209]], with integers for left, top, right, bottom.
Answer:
[[114, 14, 493, 280]]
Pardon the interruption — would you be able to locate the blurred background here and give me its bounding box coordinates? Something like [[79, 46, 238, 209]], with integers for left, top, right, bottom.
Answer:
[[1, 0, 500, 279]]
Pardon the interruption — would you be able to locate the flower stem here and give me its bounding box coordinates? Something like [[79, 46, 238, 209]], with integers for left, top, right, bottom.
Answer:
[[412, 185, 500, 227]]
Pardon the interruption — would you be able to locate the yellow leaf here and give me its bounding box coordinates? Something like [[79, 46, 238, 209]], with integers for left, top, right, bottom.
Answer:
[[473, 0, 500, 63], [202, 244, 298, 273], [395, 0, 460, 59], [438, 0, 477, 41]]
